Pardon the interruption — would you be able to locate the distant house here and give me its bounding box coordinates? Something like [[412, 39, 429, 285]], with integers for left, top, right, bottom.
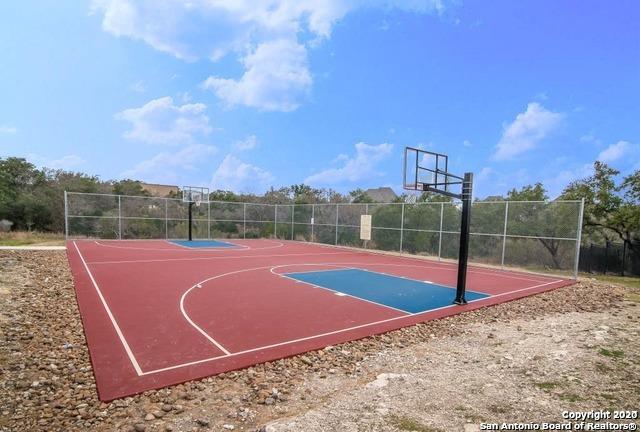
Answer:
[[140, 183, 179, 197], [364, 187, 397, 203]]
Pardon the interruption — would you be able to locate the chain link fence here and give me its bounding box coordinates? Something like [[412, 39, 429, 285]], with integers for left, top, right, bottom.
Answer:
[[65, 192, 584, 277]]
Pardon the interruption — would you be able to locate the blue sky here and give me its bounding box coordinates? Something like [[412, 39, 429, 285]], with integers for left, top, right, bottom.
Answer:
[[1, 0, 638, 198]]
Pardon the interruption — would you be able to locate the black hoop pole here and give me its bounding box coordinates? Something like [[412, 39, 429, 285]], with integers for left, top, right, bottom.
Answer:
[[188, 201, 194, 241], [454, 172, 473, 305]]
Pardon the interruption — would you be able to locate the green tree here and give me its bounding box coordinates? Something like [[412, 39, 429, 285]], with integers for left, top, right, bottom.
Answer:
[[507, 183, 547, 201], [0, 158, 48, 230], [45, 169, 102, 232], [263, 187, 291, 204], [562, 162, 640, 254], [113, 179, 150, 196], [349, 189, 374, 203], [505, 183, 574, 269], [209, 190, 241, 202]]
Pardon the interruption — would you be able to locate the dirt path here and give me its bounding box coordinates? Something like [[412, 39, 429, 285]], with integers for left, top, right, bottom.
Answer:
[[0, 250, 638, 432], [262, 308, 639, 431]]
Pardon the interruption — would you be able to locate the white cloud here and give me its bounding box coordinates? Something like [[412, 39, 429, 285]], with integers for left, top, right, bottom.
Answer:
[[130, 80, 146, 93], [122, 144, 217, 183], [235, 135, 258, 151], [91, 0, 352, 61], [305, 142, 393, 185], [477, 166, 493, 181], [202, 39, 312, 112], [92, 0, 448, 111], [47, 155, 86, 170], [0, 125, 17, 134], [493, 102, 564, 160], [463, 139, 471, 147], [580, 133, 597, 143], [116, 96, 212, 145], [597, 140, 634, 164], [332, 153, 349, 163], [26, 154, 86, 170], [211, 154, 274, 193]]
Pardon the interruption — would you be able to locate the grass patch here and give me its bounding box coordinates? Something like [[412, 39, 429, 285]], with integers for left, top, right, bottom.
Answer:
[[488, 404, 510, 414], [626, 292, 640, 303], [0, 231, 64, 246], [559, 393, 584, 402], [389, 415, 440, 432], [599, 348, 624, 358], [585, 274, 640, 290], [534, 382, 559, 391]]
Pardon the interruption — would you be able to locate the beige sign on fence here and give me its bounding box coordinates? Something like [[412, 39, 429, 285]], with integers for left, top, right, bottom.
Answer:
[[360, 214, 372, 240]]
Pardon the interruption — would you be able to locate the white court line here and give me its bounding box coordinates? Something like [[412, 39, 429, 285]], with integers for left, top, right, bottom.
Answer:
[[87, 250, 351, 265], [312, 242, 562, 282], [95, 240, 248, 251], [271, 260, 552, 285], [273, 266, 412, 315], [86, 249, 552, 285], [75, 238, 569, 377], [179, 288, 231, 355], [168, 239, 248, 251], [178, 264, 411, 355], [485, 278, 564, 300], [87, 239, 556, 284], [92, 239, 284, 253], [353, 267, 490, 296], [72, 241, 143, 376], [276, 263, 489, 304], [143, 277, 566, 375]]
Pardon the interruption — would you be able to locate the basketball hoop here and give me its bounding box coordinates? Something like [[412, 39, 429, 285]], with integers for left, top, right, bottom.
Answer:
[[402, 146, 474, 306], [181, 186, 210, 241], [182, 186, 210, 205]]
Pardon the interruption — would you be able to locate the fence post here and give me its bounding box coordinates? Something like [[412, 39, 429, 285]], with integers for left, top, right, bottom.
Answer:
[[118, 195, 122, 240], [243, 203, 247, 239], [291, 204, 295, 240], [311, 204, 315, 242], [365, 204, 369, 249], [501, 201, 509, 268], [164, 198, 168, 239], [437, 202, 444, 261], [399, 203, 405, 253], [274, 204, 278, 238], [207, 201, 211, 240], [573, 198, 585, 279], [335, 204, 339, 245], [64, 191, 69, 239]]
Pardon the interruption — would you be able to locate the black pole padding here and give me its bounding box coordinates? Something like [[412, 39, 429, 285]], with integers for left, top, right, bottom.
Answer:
[[188, 201, 194, 241], [454, 172, 473, 305]]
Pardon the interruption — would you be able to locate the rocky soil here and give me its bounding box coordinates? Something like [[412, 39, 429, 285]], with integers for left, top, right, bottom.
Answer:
[[0, 250, 638, 431]]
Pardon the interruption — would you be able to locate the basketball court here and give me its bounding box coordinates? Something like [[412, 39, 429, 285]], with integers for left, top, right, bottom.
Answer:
[[64, 150, 582, 400], [67, 238, 574, 401]]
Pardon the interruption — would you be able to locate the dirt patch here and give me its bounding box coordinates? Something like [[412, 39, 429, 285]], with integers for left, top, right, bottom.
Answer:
[[0, 250, 637, 432]]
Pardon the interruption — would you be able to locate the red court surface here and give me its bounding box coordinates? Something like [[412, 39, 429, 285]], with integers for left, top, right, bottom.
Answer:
[[66, 239, 576, 401]]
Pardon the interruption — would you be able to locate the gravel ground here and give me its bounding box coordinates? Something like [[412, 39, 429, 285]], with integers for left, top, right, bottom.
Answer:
[[0, 250, 638, 432]]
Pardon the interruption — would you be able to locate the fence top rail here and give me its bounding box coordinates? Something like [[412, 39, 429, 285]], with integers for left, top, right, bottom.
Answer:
[[66, 191, 182, 201], [473, 199, 583, 204], [64, 191, 583, 206]]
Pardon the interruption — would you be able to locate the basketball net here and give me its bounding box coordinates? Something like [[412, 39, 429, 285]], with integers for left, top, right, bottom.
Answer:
[[404, 191, 419, 204]]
